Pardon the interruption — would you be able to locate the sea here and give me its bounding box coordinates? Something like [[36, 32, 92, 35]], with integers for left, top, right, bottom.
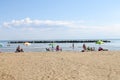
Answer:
[[0, 39, 120, 52]]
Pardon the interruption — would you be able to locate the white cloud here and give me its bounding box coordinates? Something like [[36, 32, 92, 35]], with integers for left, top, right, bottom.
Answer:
[[1, 18, 120, 39], [2, 18, 120, 32], [2, 18, 82, 29]]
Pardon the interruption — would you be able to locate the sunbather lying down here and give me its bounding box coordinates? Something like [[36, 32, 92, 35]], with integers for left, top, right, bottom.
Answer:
[[98, 47, 108, 51]]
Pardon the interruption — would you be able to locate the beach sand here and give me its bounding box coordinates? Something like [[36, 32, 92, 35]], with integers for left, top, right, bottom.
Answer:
[[0, 51, 120, 80]]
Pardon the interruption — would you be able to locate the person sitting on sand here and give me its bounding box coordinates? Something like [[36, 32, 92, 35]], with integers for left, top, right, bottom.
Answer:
[[55, 45, 62, 51], [81, 43, 87, 52], [56, 45, 60, 51], [20, 48, 24, 52], [15, 45, 24, 52], [83, 44, 86, 50]]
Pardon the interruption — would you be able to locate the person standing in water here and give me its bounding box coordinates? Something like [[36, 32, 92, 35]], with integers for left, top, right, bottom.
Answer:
[[72, 43, 74, 50]]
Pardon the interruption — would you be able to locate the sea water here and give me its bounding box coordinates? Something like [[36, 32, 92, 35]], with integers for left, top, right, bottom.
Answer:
[[0, 39, 120, 52]]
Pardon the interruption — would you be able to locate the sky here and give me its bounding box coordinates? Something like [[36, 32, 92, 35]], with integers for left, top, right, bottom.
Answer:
[[0, 0, 120, 40]]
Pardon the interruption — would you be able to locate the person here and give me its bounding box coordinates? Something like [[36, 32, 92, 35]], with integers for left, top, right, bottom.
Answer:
[[83, 44, 86, 50], [81, 43, 87, 52], [56, 45, 60, 51], [98, 47, 103, 51], [15, 45, 24, 52], [72, 43, 74, 49], [98, 47, 108, 51], [46, 48, 50, 51], [20, 48, 24, 52]]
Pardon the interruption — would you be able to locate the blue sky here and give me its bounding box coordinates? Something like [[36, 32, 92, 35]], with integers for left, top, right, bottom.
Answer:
[[0, 0, 120, 40]]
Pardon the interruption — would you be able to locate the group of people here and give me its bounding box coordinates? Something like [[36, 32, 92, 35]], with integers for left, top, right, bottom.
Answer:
[[81, 43, 108, 52], [46, 45, 62, 51], [1, 43, 108, 53], [82, 43, 95, 52], [14, 44, 63, 52], [46, 43, 108, 52]]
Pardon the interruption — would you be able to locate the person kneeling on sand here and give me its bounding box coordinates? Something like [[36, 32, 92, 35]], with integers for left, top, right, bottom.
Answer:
[[15, 45, 24, 53]]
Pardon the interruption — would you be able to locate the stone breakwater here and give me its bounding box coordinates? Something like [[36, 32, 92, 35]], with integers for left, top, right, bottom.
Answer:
[[9, 40, 111, 43]]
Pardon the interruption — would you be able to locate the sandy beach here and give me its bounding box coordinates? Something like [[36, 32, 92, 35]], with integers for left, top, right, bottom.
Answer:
[[0, 51, 120, 80]]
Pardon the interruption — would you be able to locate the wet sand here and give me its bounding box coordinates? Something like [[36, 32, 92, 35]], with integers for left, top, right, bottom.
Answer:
[[0, 51, 120, 80]]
